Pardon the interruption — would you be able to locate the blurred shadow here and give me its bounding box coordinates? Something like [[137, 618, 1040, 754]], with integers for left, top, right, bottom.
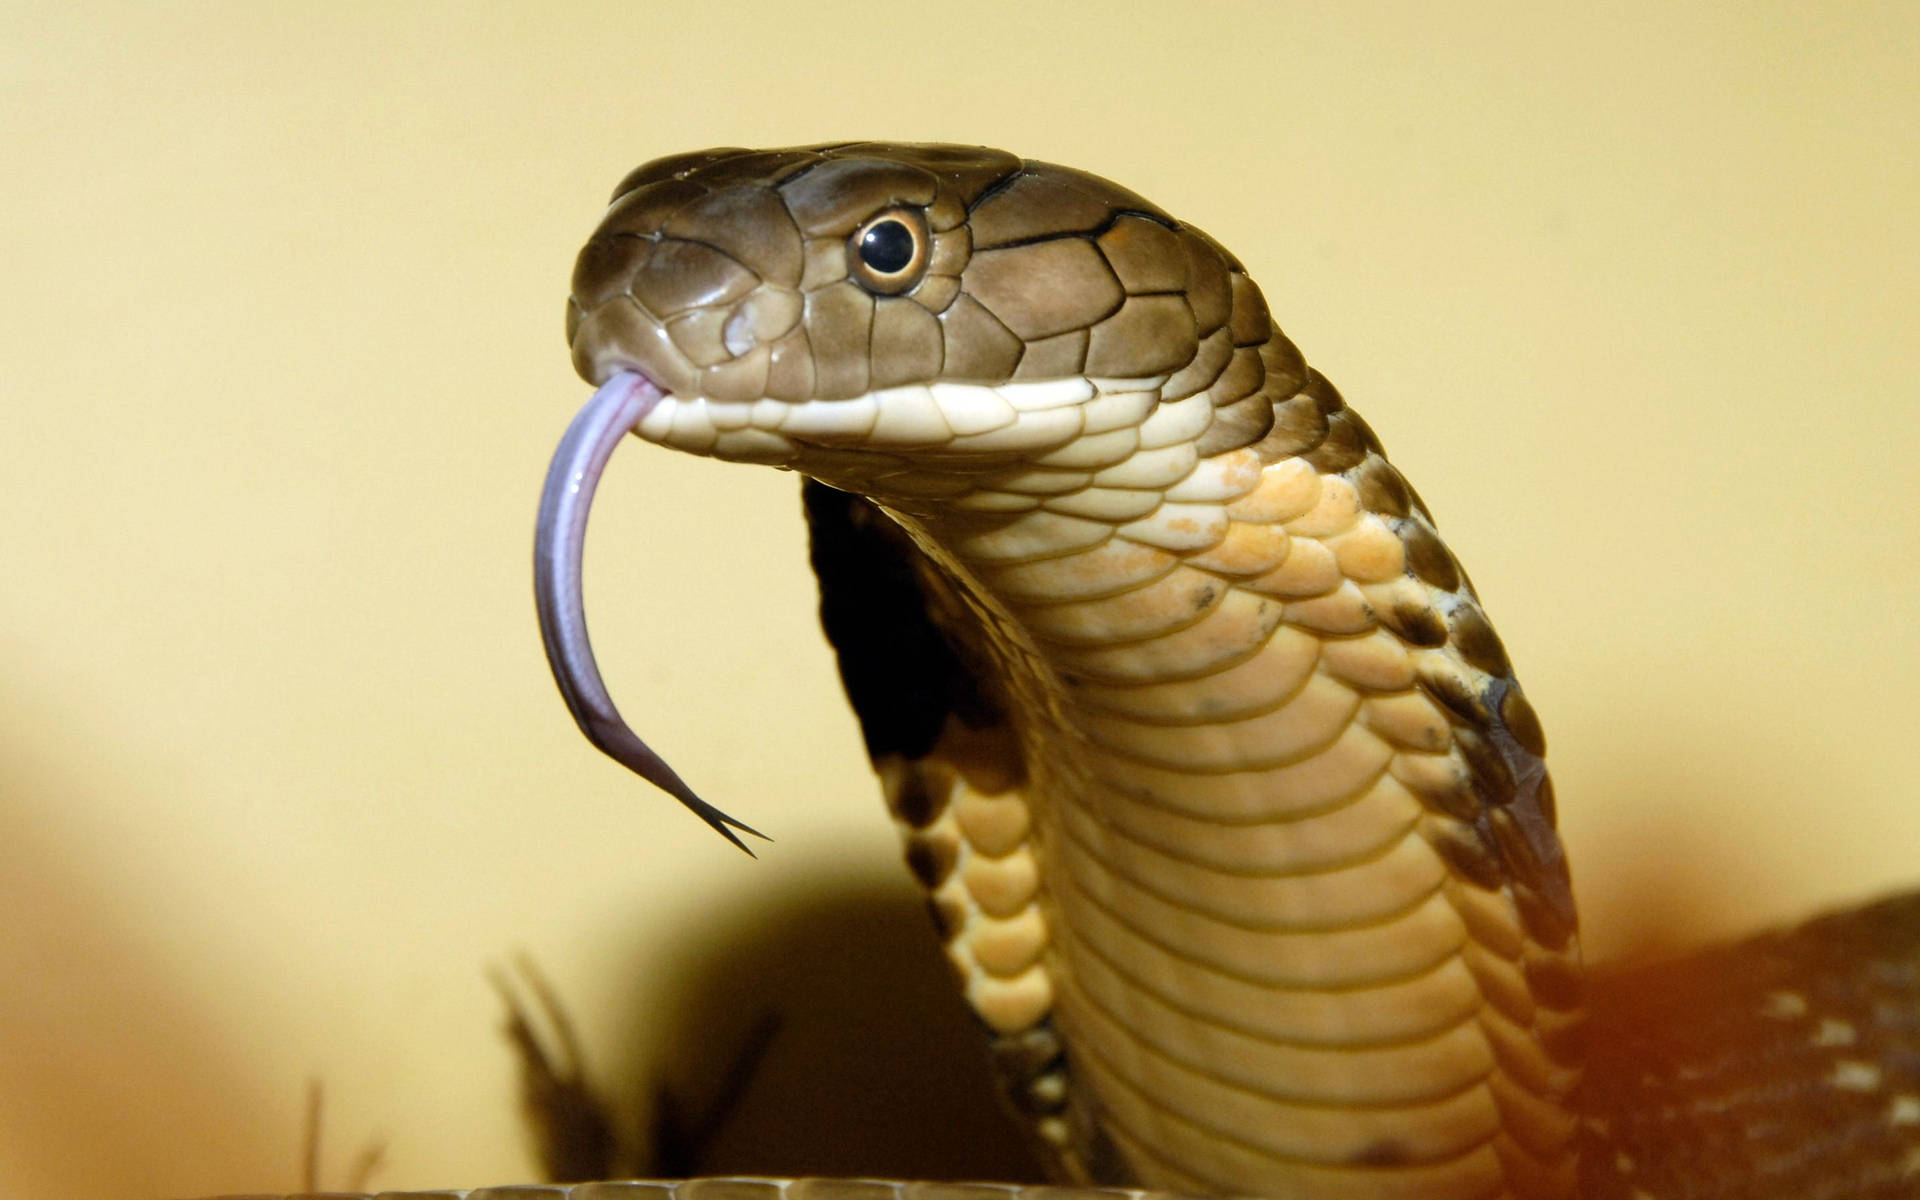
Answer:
[[1580, 888, 1920, 1197], [569, 869, 1044, 1184], [0, 726, 294, 1198], [1572, 765, 1816, 971]]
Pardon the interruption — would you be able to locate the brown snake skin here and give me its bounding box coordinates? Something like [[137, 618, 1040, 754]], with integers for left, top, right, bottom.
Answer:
[[199, 145, 1920, 1200]]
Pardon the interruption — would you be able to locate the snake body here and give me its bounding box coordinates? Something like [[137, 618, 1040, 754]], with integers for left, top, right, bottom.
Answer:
[[557, 142, 1579, 1200], [196, 144, 1920, 1200]]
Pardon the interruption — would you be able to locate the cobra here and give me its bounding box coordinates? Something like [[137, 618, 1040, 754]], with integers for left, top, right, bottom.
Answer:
[[224, 145, 1920, 1200]]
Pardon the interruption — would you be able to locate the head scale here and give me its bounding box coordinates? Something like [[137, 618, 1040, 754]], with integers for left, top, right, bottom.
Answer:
[[567, 142, 1287, 476]]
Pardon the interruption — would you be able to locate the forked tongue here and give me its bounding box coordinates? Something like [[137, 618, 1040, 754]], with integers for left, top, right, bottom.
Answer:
[[534, 370, 767, 853]]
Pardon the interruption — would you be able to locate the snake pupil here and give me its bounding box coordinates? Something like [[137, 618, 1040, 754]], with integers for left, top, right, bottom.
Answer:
[[860, 219, 915, 275]]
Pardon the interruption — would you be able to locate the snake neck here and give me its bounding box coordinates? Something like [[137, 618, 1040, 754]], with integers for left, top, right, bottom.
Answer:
[[848, 345, 1588, 1200]]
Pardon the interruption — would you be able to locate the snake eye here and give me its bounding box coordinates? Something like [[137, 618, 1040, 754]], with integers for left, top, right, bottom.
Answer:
[[848, 208, 929, 295]]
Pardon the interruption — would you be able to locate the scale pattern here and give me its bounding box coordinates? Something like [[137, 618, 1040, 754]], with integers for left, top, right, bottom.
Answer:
[[567, 144, 1586, 1199]]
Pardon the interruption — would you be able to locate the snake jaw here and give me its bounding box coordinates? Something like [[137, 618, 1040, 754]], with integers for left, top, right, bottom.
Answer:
[[534, 369, 768, 853]]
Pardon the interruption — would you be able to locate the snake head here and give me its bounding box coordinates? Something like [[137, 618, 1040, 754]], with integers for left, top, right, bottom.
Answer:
[[542, 143, 1298, 846], [564, 143, 1290, 499]]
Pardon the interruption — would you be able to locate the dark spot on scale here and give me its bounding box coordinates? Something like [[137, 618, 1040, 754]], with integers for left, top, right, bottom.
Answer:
[[1450, 604, 1512, 677], [927, 895, 968, 941], [1399, 520, 1461, 592], [1193, 390, 1276, 456], [1535, 773, 1559, 825], [1119, 778, 1182, 809], [1418, 666, 1490, 724], [1514, 882, 1577, 951], [1487, 805, 1544, 878], [1500, 686, 1548, 757], [1261, 389, 1331, 457], [1348, 1139, 1413, 1167], [1353, 456, 1411, 518], [906, 834, 957, 888], [1416, 769, 1483, 823], [1193, 584, 1218, 612], [1430, 820, 1507, 890], [1482, 806, 1543, 871], [892, 769, 944, 829], [990, 1025, 1062, 1082], [1304, 369, 1347, 417], [1302, 410, 1370, 473], [1383, 599, 1449, 648], [1341, 406, 1385, 456], [1455, 726, 1517, 806]]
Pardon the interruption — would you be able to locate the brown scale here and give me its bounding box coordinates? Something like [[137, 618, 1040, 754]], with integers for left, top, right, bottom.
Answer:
[[1259, 368, 1578, 989]]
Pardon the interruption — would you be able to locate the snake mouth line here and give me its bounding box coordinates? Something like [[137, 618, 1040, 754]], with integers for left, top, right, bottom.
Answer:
[[533, 368, 767, 852]]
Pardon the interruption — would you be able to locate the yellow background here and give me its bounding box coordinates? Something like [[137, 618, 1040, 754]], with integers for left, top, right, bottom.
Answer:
[[3, 3, 1916, 1196]]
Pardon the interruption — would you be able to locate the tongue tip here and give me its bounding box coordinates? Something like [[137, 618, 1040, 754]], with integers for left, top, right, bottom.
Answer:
[[705, 811, 772, 857], [610, 728, 770, 855]]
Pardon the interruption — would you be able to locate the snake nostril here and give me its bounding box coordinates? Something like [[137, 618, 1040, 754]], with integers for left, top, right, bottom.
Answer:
[[721, 288, 804, 359], [723, 307, 756, 358]]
